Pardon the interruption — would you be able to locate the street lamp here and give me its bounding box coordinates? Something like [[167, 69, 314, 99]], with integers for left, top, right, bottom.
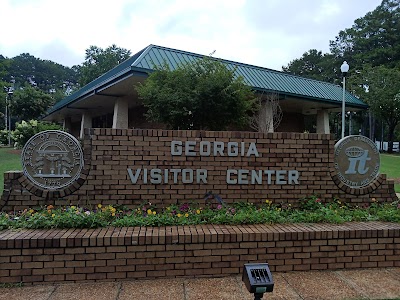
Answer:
[[3, 86, 13, 146], [340, 61, 349, 139]]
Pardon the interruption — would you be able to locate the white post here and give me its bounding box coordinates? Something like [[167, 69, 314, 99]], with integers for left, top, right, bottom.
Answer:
[[341, 76, 346, 139], [112, 98, 129, 129]]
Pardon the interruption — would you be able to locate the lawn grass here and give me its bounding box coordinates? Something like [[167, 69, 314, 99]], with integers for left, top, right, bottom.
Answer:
[[0, 147, 22, 195], [380, 153, 400, 193]]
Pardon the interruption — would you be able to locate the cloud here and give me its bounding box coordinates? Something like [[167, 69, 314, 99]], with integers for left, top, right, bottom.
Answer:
[[0, 0, 382, 71]]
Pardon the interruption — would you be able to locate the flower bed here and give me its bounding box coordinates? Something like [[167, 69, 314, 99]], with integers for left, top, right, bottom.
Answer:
[[1, 196, 399, 230]]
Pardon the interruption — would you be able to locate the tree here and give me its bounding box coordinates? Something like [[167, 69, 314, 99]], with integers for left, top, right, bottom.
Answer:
[[136, 57, 257, 130], [330, 0, 400, 69], [348, 65, 400, 152], [8, 53, 78, 93], [250, 92, 282, 133], [79, 44, 131, 86], [282, 49, 339, 83], [10, 85, 55, 121]]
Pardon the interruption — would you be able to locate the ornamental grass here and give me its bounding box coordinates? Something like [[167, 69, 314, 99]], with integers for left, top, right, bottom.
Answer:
[[0, 196, 399, 230]]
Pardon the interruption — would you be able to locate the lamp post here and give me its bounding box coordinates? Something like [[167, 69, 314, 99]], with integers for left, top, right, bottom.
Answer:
[[340, 61, 349, 139], [3, 86, 13, 146]]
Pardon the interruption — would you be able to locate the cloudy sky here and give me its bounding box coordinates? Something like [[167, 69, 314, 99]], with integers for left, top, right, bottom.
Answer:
[[0, 0, 381, 71]]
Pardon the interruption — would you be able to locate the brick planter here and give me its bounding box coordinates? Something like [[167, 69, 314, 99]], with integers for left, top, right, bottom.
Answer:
[[1, 222, 399, 285]]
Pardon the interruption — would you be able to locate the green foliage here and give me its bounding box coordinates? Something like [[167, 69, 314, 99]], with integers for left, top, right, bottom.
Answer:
[[330, 0, 400, 69], [11, 85, 55, 121], [0, 130, 10, 146], [1, 198, 399, 230], [79, 44, 131, 86], [6, 53, 78, 94], [11, 120, 62, 149], [282, 49, 339, 84], [349, 65, 400, 152], [136, 57, 257, 130]]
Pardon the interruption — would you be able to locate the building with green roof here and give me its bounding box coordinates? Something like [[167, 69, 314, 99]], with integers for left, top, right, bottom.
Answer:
[[43, 44, 367, 137]]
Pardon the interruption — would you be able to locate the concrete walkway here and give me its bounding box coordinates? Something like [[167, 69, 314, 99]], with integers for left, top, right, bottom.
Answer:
[[1, 268, 399, 300]]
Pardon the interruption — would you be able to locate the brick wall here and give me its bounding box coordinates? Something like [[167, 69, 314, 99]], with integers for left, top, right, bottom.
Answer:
[[1, 129, 397, 211], [1, 222, 399, 284]]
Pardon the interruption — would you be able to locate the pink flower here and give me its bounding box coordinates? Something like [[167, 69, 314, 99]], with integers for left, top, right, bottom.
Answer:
[[315, 198, 321, 203], [217, 204, 223, 210]]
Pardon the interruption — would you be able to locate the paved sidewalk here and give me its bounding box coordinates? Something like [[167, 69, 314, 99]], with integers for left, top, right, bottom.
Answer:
[[1, 268, 399, 300]]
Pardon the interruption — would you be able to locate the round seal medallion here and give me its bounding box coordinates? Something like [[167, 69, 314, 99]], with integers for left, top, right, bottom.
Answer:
[[21, 130, 84, 191], [334, 135, 380, 189]]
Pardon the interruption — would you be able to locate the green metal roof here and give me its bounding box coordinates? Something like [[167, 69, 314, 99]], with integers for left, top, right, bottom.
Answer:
[[47, 44, 367, 116]]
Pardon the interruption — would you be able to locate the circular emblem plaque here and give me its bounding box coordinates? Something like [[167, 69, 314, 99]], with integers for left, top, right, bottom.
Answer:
[[334, 135, 380, 189], [21, 130, 84, 191]]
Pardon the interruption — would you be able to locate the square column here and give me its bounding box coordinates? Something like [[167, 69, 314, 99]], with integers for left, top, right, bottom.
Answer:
[[112, 98, 129, 129], [316, 110, 330, 134], [80, 112, 92, 139], [63, 117, 72, 133]]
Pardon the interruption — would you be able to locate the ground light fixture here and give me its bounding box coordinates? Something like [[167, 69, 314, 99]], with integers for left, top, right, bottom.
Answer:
[[242, 263, 274, 300], [340, 61, 349, 139]]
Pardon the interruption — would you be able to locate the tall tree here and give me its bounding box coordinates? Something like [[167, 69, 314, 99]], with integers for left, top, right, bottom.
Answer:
[[6, 53, 78, 94], [330, 0, 400, 69], [10, 84, 54, 121], [136, 57, 257, 130], [282, 49, 339, 83], [79, 44, 131, 86], [348, 65, 400, 152]]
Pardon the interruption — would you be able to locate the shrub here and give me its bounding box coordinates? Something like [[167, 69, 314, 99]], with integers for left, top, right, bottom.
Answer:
[[0, 129, 11, 146], [11, 120, 62, 149]]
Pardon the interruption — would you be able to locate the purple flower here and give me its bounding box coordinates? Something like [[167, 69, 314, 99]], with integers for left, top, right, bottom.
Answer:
[[217, 204, 223, 210]]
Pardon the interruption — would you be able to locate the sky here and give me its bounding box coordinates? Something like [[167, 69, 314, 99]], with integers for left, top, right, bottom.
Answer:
[[0, 0, 382, 71]]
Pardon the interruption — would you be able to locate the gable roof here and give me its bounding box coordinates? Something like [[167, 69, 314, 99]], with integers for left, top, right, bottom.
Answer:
[[47, 44, 367, 116]]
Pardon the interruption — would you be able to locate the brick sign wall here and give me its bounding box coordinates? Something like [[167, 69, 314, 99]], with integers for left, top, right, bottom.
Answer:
[[1, 129, 397, 211]]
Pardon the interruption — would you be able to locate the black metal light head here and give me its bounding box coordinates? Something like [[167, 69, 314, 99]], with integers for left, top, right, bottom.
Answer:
[[242, 263, 274, 300]]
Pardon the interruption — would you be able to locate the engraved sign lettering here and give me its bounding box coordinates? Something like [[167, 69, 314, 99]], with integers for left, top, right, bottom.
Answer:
[[334, 135, 380, 188]]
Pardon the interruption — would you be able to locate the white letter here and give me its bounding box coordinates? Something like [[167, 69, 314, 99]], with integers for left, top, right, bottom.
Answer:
[[251, 170, 262, 184], [185, 141, 196, 156], [171, 141, 182, 156], [199, 141, 211, 156], [150, 169, 162, 184], [196, 169, 208, 183], [288, 170, 299, 184], [213, 141, 224, 156], [276, 170, 287, 184], [227, 142, 238, 156], [170, 169, 181, 183], [238, 169, 249, 184], [226, 169, 237, 184], [182, 169, 194, 183], [246, 142, 259, 157], [127, 168, 141, 184], [264, 170, 275, 184]]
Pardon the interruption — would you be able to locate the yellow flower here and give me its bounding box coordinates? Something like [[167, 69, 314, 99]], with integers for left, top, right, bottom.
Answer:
[[112, 213, 115, 216], [196, 210, 201, 214], [185, 213, 189, 217], [29, 209, 34, 214], [97, 204, 102, 208], [52, 214, 55, 218], [177, 213, 182, 218], [152, 211, 156, 215], [147, 209, 152, 214], [167, 207, 171, 211], [71, 206, 76, 209]]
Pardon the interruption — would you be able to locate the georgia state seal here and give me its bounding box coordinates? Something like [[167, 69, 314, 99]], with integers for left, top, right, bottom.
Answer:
[[21, 130, 84, 191]]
